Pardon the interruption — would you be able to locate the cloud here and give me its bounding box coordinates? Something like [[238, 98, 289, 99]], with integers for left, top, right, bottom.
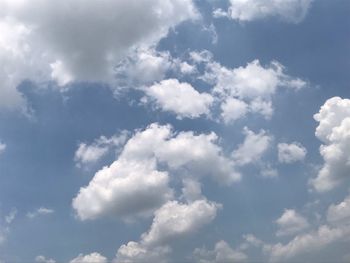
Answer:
[[0, 0, 198, 110], [35, 256, 56, 263], [198, 56, 305, 123], [275, 209, 309, 237], [26, 207, 54, 219], [0, 142, 6, 154], [327, 193, 350, 226], [232, 127, 272, 166], [193, 240, 247, 263], [214, 0, 313, 23], [249, 193, 350, 262], [73, 123, 238, 221], [114, 48, 173, 88], [143, 79, 214, 119], [70, 253, 107, 263], [277, 142, 307, 163], [312, 97, 350, 192], [115, 242, 171, 263], [220, 98, 248, 123], [115, 198, 220, 263], [74, 131, 128, 168], [141, 199, 220, 246], [5, 208, 17, 224]]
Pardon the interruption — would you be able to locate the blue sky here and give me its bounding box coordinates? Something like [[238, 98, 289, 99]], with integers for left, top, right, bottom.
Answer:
[[0, 0, 350, 262]]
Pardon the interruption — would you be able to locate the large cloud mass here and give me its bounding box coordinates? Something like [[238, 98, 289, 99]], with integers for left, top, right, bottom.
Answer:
[[312, 97, 350, 192], [0, 0, 198, 110], [72, 123, 238, 221]]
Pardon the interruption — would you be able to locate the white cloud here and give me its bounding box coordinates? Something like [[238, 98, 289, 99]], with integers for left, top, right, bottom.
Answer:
[[114, 48, 173, 87], [278, 142, 307, 163], [115, 199, 220, 263], [264, 224, 348, 262], [0, 142, 6, 155], [216, 0, 313, 23], [181, 178, 203, 203], [74, 131, 128, 168], [35, 255, 56, 263], [327, 194, 350, 226], [193, 240, 247, 263], [220, 97, 248, 123], [276, 209, 309, 237], [143, 79, 214, 119], [232, 127, 272, 166], [73, 123, 237, 221], [312, 97, 350, 192], [200, 57, 305, 123], [262, 193, 350, 262], [5, 208, 17, 224], [141, 199, 220, 246], [26, 207, 54, 219], [115, 242, 171, 263], [70, 253, 107, 263], [0, 0, 198, 110]]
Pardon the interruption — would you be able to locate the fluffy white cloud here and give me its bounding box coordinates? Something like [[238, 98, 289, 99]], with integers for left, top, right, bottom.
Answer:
[[264, 224, 347, 262], [215, 0, 313, 23], [115, 48, 173, 87], [115, 241, 171, 263], [74, 131, 128, 168], [73, 123, 237, 221], [262, 193, 350, 262], [232, 127, 272, 166], [278, 142, 307, 163], [26, 207, 54, 219], [193, 240, 247, 263], [115, 199, 220, 263], [199, 57, 305, 123], [220, 97, 248, 123], [141, 199, 220, 246], [70, 253, 107, 263], [143, 79, 214, 119], [276, 209, 309, 237], [327, 194, 350, 226], [0, 0, 198, 110], [312, 97, 350, 192]]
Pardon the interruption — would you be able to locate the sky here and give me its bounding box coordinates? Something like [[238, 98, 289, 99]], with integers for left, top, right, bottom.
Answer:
[[0, 0, 350, 262]]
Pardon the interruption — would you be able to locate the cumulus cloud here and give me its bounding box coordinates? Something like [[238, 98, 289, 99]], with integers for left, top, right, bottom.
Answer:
[[0, 0, 198, 110], [198, 56, 305, 123], [232, 127, 272, 166], [214, 0, 313, 23], [143, 79, 214, 119], [115, 199, 220, 263], [249, 193, 350, 262], [141, 199, 220, 246], [70, 253, 107, 263], [278, 142, 307, 163], [327, 193, 350, 226], [73, 123, 237, 221], [312, 97, 350, 192], [114, 48, 173, 87], [276, 209, 309, 237], [74, 131, 128, 168], [26, 207, 54, 219], [193, 240, 247, 263]]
